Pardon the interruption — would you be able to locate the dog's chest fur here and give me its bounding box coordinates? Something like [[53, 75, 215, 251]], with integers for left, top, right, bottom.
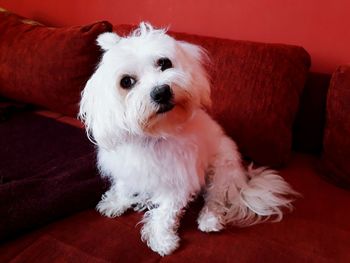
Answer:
[[97, 134, 204, 198], [97, 110, 219, 199]]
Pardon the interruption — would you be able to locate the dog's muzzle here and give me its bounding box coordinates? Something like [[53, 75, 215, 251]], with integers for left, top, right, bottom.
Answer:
[[150, 84, 174, 114]]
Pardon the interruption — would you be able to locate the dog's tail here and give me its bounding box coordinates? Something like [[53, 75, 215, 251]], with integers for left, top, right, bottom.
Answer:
[[223, 165, 300, 227]]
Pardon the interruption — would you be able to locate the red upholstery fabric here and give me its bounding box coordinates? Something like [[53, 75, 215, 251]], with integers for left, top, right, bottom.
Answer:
[[0, 110, 105, 240], [1, 154, 349, 262], [0, 10, 112, 116], [322, 65, 350, 188], [115, 25, 311, 167]]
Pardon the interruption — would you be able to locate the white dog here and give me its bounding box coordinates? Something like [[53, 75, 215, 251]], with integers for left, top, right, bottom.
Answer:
[[79, 23, 298, 256]]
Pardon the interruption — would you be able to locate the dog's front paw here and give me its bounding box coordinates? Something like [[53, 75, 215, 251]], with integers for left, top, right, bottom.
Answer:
[[141, 224, 179, 256], [96, 198, 128, 218], [197, 208, 224, 232]]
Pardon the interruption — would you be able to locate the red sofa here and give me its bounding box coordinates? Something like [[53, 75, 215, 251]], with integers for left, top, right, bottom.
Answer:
[[1, 9, 349, 263]]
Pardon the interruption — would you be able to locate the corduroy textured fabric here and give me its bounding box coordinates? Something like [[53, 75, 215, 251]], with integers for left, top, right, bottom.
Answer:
[[322, 65, 350, 188], [0, 10, 112, 116]]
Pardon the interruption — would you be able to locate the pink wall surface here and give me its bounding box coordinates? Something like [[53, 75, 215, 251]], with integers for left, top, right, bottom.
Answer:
[[1, 0, 349, 73]]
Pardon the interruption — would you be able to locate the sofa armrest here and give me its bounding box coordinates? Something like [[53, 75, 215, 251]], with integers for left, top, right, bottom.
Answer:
[[322, 65, 350, 188]]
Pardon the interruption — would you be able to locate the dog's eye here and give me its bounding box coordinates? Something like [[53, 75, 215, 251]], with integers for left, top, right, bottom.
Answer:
[[120, 75, 136, 89], [157, 58, 172, 71]]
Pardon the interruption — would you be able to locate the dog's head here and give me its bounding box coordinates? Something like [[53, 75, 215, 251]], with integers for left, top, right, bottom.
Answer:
[[79, 22, 211, 148]]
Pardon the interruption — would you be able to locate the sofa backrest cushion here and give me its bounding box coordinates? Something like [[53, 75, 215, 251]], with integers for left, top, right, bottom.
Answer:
[[115, 25, 311, 167], [0, 9, 112, 116], [0, 12, 311, 167], [322, 65, 350, 188]]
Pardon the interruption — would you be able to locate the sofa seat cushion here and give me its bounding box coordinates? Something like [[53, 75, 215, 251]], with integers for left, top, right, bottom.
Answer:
[[0, 9, 112, 116], [0, 110, 105, 240], [1, 154, 349, 262]]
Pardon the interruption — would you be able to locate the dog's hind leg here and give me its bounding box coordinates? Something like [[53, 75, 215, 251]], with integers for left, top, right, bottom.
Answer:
[[198, 135, 299, 231], [197, 136, 248, 232]]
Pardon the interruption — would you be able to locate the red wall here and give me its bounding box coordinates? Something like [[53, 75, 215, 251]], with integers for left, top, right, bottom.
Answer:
[[1, 0, 349, 73]]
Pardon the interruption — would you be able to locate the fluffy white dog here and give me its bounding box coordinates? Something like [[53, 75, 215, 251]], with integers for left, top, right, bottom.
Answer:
[[79, 22, 298, 256]]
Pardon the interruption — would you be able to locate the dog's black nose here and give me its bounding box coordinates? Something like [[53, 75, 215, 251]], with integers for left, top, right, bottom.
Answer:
[[150, 84, 173, 104]]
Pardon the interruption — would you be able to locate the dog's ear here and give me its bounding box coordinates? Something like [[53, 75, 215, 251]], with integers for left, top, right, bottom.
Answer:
[[178, 41, 212, 109], [97, 32, 120, 51], [78, 70, 117, 148], [178, 42, 209, 66]]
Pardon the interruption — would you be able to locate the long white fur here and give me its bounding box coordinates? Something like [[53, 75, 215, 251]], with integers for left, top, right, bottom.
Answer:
[[79, 22, 299, 256]]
